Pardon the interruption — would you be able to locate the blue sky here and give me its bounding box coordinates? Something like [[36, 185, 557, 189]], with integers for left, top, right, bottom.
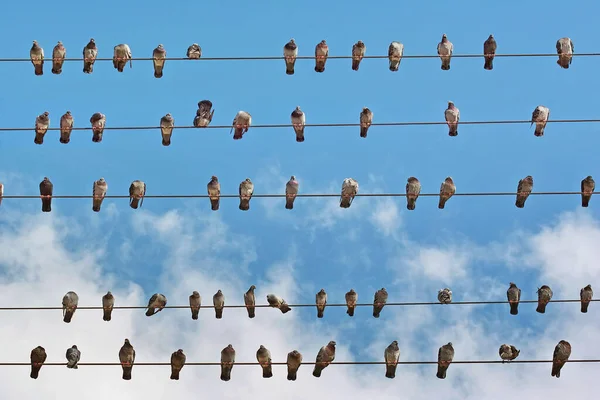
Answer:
[[0, 0, 599, 398]]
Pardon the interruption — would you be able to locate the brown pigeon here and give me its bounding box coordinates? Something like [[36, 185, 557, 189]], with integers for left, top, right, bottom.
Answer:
[[189, 291, 201, 320], [285, 176, 299, 210], [194, 100, 214, 127], [437, 34, 453, 70], [556, 37, 574, 69], [283, 39, 298, 75], [145, 293, 167, 316], [360, 107, 373, 138], [102, 291, 114, 321], [552, 340, 571, 378], [152, 44, 167, 78], [436, 342, 455, 379], [220, 345, 236, 381], [244, 285, 256, 318], [373, 288, 388, 318], [186, 43, 201, 59], [286, 350, 303, 381], [113, 43, 132, 72], [312, 341, 336, 377], [30, 346, 47, 379], [90, 112, 106, 143], [267, 294, 292, 313], [581, 176, 595, 207], [231, 111, 252, 140], [438, 177, 456, 209], [207, 175, 221, 211], [83, 38, 98, 74], [213, 290, 225, 319], [384, 340, 400, 378], [352, 40, 366, 71], [160, 113, 174, 146], [316, 289, 327, 318], [536, 285, 553, 313], [483, 35, 497, 70], [445, 101, 460, 137], [129, 180, 146, 209], [92, 177, 108, 212], [291, 106, 306, 142], [388, 41, 404, 72], [239, 178, 254, 211], [516, 176, 533, 208], [59, 111, 74, 144], [314, 40, 329, 72], [52, 41, 66, 74], [531, 106, 550, 137], [507, 282, 521, 315], [406, 177, 421, 210], [256, 345, 273, 378], [39, 177, 53, 212], [340, 178, 359, 208], [30, 40, 44, 75], [499, 344, 520, 362], [119, 339, 135, 380], [580, 284, 593, 313], [345, 289, 357, 316], [170, 349, 186, 380], [34, 111, 50, 145]]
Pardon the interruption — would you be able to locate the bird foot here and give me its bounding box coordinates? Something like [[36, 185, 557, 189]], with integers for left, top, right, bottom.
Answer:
[[121, 362, 131, 367], [285, 56, 295, 62], [316, 55, 325, 59]]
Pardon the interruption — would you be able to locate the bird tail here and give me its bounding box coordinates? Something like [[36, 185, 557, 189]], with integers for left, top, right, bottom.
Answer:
[[239, 199, 250, 211], [145, 308, 155, 317], [582, 195, 591, 208], [385, 364, 397, 379], [448, 125, 458, 136], [63, 310, 74, 323], [557, 57, 570, 69], [117, 62, 125, 72], [407, 198, 416, 211], [285, 61, 295, 75], [347, 306, 355, 317], [352, 58, 360, 71], [83, 62, 92, 74], [103, 308, 112, 321], [247, 307, 255, 318], [360, 125, 369, 138], [122, 366, 132, 380], [515, 197, 526, 208], [130, 197, 140, 209], [233, 127, 244, 140], [534, 124, 544, 137], [280, 304, 292, 314], [161, 134, 171, 146], [59, 132, 70, 144], [312, 366, 323, 377], [92, 132, 103, 142], [438, 197, 447, 209], [510, 302, 519, 315], [441, 59, 451, 70], [30, 365, 41, 379], [287, 368, 298, 381], [436, 365, 448, 379], [389, 60, 399, 72], [170, 368, 180, 380], [484, 57, 494, 70], [41, 197, 52, 212], [285, 196, 295, 210], [296, 132, 305, 142], [536, 302, 547, 314], [67, 361, 78, 369], [340, 196, 351, 208], [220, 366, 231, 381], [262, 365, 273, 378], [154, 66, 163, 79], [215, 308, 223, 319], [34, 132, 45, 145], [551, 361, 561, 378], [34, 64, 43, 75], [581, 301, 590, 313], [51, 63, 62, 75], [92, 198, 103, 212], [373, 306, 382, 318], [315, 60, 325, 73], [191, 308, 199, 320], [317, 308, 324, 318]]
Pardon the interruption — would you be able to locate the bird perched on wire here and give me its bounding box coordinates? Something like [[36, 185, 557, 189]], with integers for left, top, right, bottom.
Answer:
[[267, 293, 292, 313], [373, 288, 388, 318], [82, 38, 98, 74], [286, 350, 303, 381], [244, 285, 256, 318], [340, 178, 359, 208], [186, 43, 202, 59], [59, 111, 74, 144], [313, 341, 336, 377], [516, 176, 533, 208], [483, 34, 497, 70], [384, 341, 400, 379], [220, 345, 236, 381], [231, 111, 252, 140], [30, 346, 47, 379], [285, 176, 299, 210], [92, 177, 108, 212], [581, 176, 595, 208], [531, 106, 550, 137], [66, 345, 81, 369], [498, 344, 520, 362], [436, 342, 454, 379], [62, 291, 79, 323], [437, 34, 453, 70], [119, 339, 135, 380], [580, 284, 593, 313], [507, 282, 521, 315], [388, 41, 404, 72], [438, 288, 452, 304], [360, 107, 373, 138], [195, 100, 215, 128], [345, 289, 358, 316], [536, 285, 553, 314], [39, 177, 53, 213], [160, 113, 175, 146], [113, 43, 132, 72], [291, 106, 306, 142], [406, 177, 421, 210], [102, 291, 114, 321], [170, 349, 186, 380], [256, 345, 273, 378], [445, 101, 460, 137], [152, 44, 167, 78], [129, 180, 146, 209], [189, 291, 201, 320], [30, 40, 44, 76], [0, 182, 4, 207], [283, 39, 298, 75], [316, 289, 327, 318], [213, 289, 225, 319], [90, 112, 106, 143], [438, 177, 456, 209], [351, 40, 366, 71], [239, 178, 254, 211], [34, 111, 50, 145], [314, 40, 329, 72], [207, 175, 221, 211], [52, 41, 66, 75], [145, 293, 167, 316], [556, 37, 574, 69], [552, 340, 571, 378]]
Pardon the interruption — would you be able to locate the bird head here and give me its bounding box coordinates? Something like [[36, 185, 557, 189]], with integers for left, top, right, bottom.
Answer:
[[392, 340, 398, 345], [442, 34, 447, 40], [192, 290, 199, 296], [259, 345, 265, 349], [106, 290, 112, 295], [447, 342, 453, 347], [357, 40, 364, 46], [211, 175, 218, 181], [250, 285, 256, 290], [291, 350, 300, 356], [245, 178, 252, 183], [585, 284, 592, 290], [90, 38, 95, 43], [227, 344, 233, 349], [217, 289, 222, 294], [99, 177, 105, 182], [43, 111, 49, 116], [408, 176, 418, 183], [363, 107, 370, 112], [43, 177, 49, 181], [124, 339, 131, 345], [381, 287, 386, 291], [158, 44, 164, 49], [319, 288, 325, 294], [57, 41, 63, 45], [328, 341, 336, 348], [290, 175, 296, 180], [320, 40, 327, 45], [295, 106, 301, 111], [349, 289, 355, 293], [66, 110, 71, 115], [290, 38, 295, 44], [509, 282, 516, 287], [32, 40, 38, 45], [489, 34, 494, 39], [586, 175, 594, 181], [448, 101, 454, 107], [177, 349, 184, 354], [72, 345, 78, 349]]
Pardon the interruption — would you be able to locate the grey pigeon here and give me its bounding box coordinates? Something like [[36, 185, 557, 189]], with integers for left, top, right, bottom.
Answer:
[[62, 291, 79, 323], [340, 178, 359, 208], [316, 288, 327, 318], [59, 111, 74, 144], [373, 288, 388, 318], [580, 284, 593, 313], [239, 178, 254, 211], [187, 43, 202, 59], [189, 290, 201, 320], [388, 41, 404, 72], [267, 293, 292, 313], [170, 349, 186, 380], [507, 282, 521, 315], [66, 345, 81, 369], [439, 177, 456, 209], [516, 176, 533, 208], [483, 34, 497, 70], [213, 289, 225, 319], [313, 341, 336, 377], [406, 177, 421, 210], [286, 350, 303, 381], [0, 182, 3, 207], [256, 345, 273, 378], [352, 40, 366, 71], [285, 175, 299, 210], [291, 106, 306, 142], [244, 285, 256, 318], [39, 177, 53, 212], [90, 112, 106, 143], [581, 176, 595, 207], [531, 106, 550, 137], [384, 340, 400, 378], [498, 344, 520, 362], [283, 39, 298, 75], [119, 339, 135, 380], [536, 285, 553, 314], [552, 340, 571, 378], [145, 293, 167, 316], [220, 344, 236, 381], [52, 41, 66, 75], [445, 101, 460, 136], [231, 111, 252, 140], [556, 37, 574, 69], [34, 111, 50, 145], [194, 100, 214, 127], [160, 113, 174, 146], [82, 38, 98, 74], [438, 288, 452, 304], [360, 107, 373, 138], [152, 44, 167, 78], [92, 177, 108, 212], [113, 43, 132, 72], [207, 175, 221, 211], [30, 346, 47, 379], [314, 40, 329, 72], [102, 291, 114, 321], [30, 40, 44, 75], [129, 180, 146, 209], [437, 34, 453, 70], [345, 289, 357, 316], [436, 342, 455, 379]]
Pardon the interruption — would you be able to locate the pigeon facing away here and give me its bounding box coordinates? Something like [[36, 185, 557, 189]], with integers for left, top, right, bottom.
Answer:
[[62, 291, 79, 323], [291, 106, 306, 142], [384, 341, 400, 379], [160, 113, 175, 146], [83, 39, 98, 73], [445, 101, 460, 136], [92, 177, 108, 212], [231, 111, 252, 140], [30, 40, 44, 75], [373, 288, 388, 318], [313, 341, 336, 377], [119, 339, 136, 380], [439, 177, 456, 209], [187, 43, 202, 59], [314, 40, 329, 72], [406, 177, 421, 210], [286, 350, 303, 381], [556, 37, 574, 69], [102, 291, 114, 321], [220, 345, 236, 381], [266, 294, 292, 313], [283, 39, 298, 75], [170, 349, 186, 380], [438, 288, 452, 304], [152, 44, 167, 78], [531, 106, 550, 137], [90, 112, 106, 143], [340, 178, 359, 208], [352, 40, 366, 71], [213, 290, 225, 319], [285, 175, 299, 210], [34, 111, 50, 145], [437, 342, 455, 379], [360, 107, 373, 138], [581, 176, 595, 207], [194, 100, 215, 127], [316, 289, 327, 318], [507, 282, 521, 315], [39, 177, 53, 212], [129, 180, 146, 209], [30, 346, 47, 379], [516, 176, 533, 208], [536, 285, 553, 314], [145, 293, 167, 316], [207, 175, 221, 211], [239, 178, 254, 211], [499, 344, 520, 362], [66, 345, 81, 369], [483, 34, 497, 70], [345, 289, 357, 316], [0, 182, 3, 207], [580, 284, 593, 313], [113, 44, 132, 72], [52, 41, 66, 74], [244, 285, 256, 318], [437, 34, 453, 70], [552, 340, 571, 378], [59, 111, 74, 144], [189, 291, 201, 320], [256, 345, 273, 378], [388, 41, 404, 72]]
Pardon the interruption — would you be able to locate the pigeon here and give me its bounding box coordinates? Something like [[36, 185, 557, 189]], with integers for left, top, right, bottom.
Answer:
[[286, 350, 303, 381], [187, 43, 202, 59], [373, 288, 388, 318], [213, 289, 225, 319], [220, 344, 236, 381], [314, 40, 329, 72], [52, 41, 66, 74], [406, 177, 421, 210], [231, 111, 252, 140], [244, 285, 256, 318], [580, 284, 593, 313], [170, 349, 186, 380], [30, 346, 47, 379], [340, 178, 359, 208], [92, 177, 108, 212], [581, 176, 595, 207], [239, 178, 254, 211], [499, 344, 520, 362], [160, 113, 174, 146], [345, 289, 358, 317], [552, 340, 571, 378], [113, 43, 132, 72], [437, 342, 455, 379], [313, 341, 336, 377], [0, 182, 3, 207], [34, 111, 50, 145], [102, 291, 114, 321], [483, 34, 497, 70], [556, 37, 574, 69], [445, 101, 460, 136], [30, 40, 44, 75], [283, 39, 298, 75], [83, 38, 98, 73], [437, 34, 453, 70], [66, 345, 81, 369], [152, 44, 167, 78], [291, 106, 306, 142], [62, 291, 79, 323], [194, 100, 215, 127], [266, 294, 292, 313], [516, 176, 533, 208], [145, 293, 167, 316], [59, 111, 74, 144], [388, 41, 404, 72], [438, 288, 452, 304], [189, 291, 201, 320], [360, 107, 373, 138], [352, 40, 366, 71], [119, 339, 135, 380], [90, 112, 106, 143], [384, 340, 400, 379], [439, 177, 456, 209], [285, 175, 299, 210], [507, 282, 521, 315], [531, 106, 550, 137], [39, 177, 53, 212], [536, 285, 553, 314], [256, 345, 273, 378], [129, 180, 146, 209], [207, 175, 221, 211], [316, 288, 327, 318]]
